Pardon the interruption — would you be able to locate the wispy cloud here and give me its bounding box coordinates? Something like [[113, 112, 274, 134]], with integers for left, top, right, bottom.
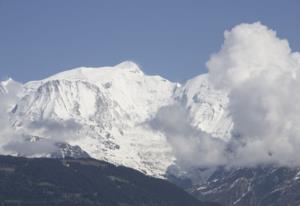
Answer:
[[26, 119, 83, 141]]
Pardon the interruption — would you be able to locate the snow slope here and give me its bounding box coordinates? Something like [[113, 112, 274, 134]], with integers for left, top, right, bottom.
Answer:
[[177, 74, 232, 140], [1, 61, 233, 178]]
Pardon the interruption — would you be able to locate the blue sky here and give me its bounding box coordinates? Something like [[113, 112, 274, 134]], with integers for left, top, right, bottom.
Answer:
[[0, 0, 299, 83]]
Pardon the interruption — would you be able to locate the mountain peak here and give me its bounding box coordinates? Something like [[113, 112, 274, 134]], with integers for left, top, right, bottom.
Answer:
[[114, 61, 143, 74], [0, 78, 21, 89]]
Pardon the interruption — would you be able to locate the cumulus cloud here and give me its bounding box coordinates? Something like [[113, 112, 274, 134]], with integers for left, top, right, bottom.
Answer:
[[207, 22, 300, 167]]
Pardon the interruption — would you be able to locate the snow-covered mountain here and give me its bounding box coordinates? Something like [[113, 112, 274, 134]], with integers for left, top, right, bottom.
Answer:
[[0, 61, 232, 178]]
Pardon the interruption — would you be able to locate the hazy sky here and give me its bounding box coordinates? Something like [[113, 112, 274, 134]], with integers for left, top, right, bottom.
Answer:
[[1, 0, 299, 83]]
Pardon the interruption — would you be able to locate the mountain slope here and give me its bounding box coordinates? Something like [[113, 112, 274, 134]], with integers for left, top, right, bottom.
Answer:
[[0, 155, 219, 206], [189, 166, 300, 206], [176, 74, 232, 140]]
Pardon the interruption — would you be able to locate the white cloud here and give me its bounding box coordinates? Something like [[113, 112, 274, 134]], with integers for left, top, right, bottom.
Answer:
[[149, 104, 227, 168], [207, 22, 300, 167], [26, 119, 83, 141], [3, 138, 57, 157]]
